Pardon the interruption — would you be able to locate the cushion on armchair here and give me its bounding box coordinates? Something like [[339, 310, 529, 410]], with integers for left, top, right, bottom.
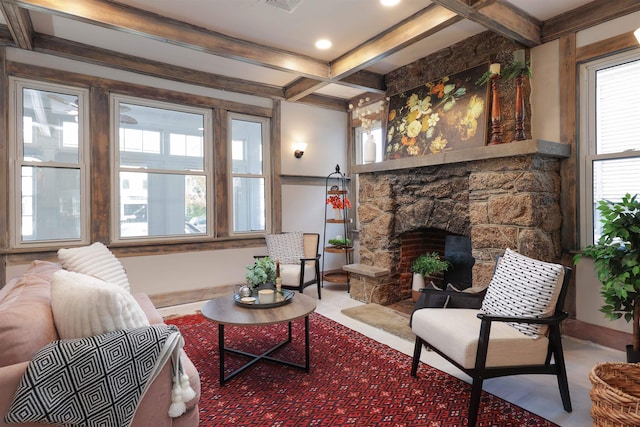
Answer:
[[57, 242, 131, 292], [265, 232, 305, 264], [0, 261, 61, 368], [480, 248, 565, 338], [279, 263, 316, 287], [51, 270, 149, 339]]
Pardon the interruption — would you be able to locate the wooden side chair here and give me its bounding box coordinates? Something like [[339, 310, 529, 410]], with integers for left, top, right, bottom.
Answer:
[[262, 232, 322, 299], [410, 248, 572, 427]]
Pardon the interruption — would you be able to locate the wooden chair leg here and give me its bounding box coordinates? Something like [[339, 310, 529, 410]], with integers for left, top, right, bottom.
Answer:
[[316, 263, 322, 299], [550, 330, 572, 411], [411, 337, 423, 377], [468, 377, 484, 427]]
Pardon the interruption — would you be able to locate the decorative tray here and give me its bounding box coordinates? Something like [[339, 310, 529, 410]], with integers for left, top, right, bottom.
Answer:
[[234, 289, 294, 309]]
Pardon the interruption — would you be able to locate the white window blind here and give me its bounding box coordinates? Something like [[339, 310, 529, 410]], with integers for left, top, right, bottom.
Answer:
[[580, 51, 640, 245]]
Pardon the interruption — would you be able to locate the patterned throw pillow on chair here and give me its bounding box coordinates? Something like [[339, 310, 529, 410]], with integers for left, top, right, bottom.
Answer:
[[265, 232, 305, 264], [480, 248, 565, 338]]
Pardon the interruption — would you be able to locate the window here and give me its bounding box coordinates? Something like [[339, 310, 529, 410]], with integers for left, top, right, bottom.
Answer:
[[112, 96, 211, 241], [229, 114, 270, 234], [579, 50, 640, 245], [356, 126, 383, 164], [9, 79, 89, 247]]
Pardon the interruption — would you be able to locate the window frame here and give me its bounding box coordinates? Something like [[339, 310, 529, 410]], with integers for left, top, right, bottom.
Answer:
[[8, 77, 91, 249], [578, 48, 640, 247], [228, 112, 271, 236], [110, 94, 214, 243]]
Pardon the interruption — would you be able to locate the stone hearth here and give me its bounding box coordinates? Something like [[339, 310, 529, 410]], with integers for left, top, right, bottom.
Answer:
[[348, 140, 570, 305]]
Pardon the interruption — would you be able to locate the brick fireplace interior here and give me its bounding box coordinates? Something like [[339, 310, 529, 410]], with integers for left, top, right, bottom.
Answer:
[[399, 228, 448, 290]]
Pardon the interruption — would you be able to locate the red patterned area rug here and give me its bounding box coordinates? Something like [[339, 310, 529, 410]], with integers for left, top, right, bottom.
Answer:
[[167, 313, 557, 427]]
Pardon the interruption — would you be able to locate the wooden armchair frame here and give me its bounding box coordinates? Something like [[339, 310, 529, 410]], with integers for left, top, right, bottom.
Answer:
[[256, 232, 322, 299], [410, 262, 572, 427]]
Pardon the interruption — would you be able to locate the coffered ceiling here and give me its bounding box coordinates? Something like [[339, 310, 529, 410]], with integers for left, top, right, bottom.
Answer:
[[0, 0, 638, 110]]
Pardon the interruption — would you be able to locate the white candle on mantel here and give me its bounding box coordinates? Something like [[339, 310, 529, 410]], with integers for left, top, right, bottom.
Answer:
[[489, 63, 501, 75], [513, 49, 525, 66]]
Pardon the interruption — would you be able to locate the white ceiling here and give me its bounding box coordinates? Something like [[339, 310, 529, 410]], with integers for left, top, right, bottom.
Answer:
[[1, 0, 602, 101]]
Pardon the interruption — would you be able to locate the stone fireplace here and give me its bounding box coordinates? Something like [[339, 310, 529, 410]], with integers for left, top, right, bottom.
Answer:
[[346, 140, 570, 305]]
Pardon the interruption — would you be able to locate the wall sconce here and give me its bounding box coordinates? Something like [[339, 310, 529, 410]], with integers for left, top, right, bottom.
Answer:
[[294, 142, 307, 159], [635, 27, 640, 44]]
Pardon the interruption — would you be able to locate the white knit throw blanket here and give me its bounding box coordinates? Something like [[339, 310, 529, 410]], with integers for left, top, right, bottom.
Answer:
[[4, 324, 195, 427]]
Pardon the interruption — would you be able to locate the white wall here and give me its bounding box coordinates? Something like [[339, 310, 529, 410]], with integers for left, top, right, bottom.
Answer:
[[280, 101, 347, 177], [280, 101, 349, 272], [531, 11, 640, 333]]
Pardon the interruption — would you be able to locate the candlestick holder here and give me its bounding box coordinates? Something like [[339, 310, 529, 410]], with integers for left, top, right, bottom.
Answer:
[[514, 70, 526, 141], [489, 74, 503, 145]]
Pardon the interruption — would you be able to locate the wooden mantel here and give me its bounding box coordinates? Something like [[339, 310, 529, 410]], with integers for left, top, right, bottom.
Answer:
[[352, 139, 571, 174]]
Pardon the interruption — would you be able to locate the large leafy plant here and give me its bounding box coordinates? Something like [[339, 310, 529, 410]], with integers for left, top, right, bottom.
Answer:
[[574, 193, 640, 351], [245, 257, 277, 288]]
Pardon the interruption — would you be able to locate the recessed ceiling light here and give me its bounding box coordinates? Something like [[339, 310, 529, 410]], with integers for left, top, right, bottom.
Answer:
[[315, 39, 332, 49], [380, 0, 400, 6]]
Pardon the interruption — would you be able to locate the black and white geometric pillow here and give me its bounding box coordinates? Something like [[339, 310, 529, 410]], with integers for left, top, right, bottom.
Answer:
[[480, 248, 565, 338], [5, 325, 177, 427]]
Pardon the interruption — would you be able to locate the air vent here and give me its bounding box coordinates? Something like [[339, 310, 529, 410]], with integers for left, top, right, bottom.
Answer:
[[262, 0, 302, 13]]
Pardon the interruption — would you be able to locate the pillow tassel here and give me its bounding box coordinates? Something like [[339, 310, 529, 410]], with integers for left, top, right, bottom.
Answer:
[[181, 373, 196, 401], [168, 385, 186, 417], [167, 334, 195, 417]]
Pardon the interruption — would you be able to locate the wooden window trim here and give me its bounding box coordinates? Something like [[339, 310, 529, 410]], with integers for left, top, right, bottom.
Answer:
[[1, 61, 278, 262]]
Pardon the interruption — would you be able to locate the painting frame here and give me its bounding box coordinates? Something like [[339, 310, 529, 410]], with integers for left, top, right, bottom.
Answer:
[[384, 63, 490, 160]]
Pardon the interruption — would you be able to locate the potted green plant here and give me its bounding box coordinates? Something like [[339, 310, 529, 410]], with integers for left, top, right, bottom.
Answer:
[[245, 257, 277, 288], [410, 252, 450, 301], [328, 237, 351, 248], [574, 193, 640, 362]]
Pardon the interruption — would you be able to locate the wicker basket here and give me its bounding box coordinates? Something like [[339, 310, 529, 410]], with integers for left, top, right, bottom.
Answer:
[[590, 362, 640, 426]]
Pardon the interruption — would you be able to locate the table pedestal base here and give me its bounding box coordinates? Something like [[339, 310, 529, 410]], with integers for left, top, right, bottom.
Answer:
[[218, 316, 310, 385]]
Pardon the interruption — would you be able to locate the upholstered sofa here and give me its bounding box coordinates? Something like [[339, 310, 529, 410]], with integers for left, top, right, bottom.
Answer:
[[0, 255, 200, 427]]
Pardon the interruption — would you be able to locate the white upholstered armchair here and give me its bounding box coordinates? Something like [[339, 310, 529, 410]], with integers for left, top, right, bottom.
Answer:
[[262, 232, 322, 298], [410, 249, 572, 427]]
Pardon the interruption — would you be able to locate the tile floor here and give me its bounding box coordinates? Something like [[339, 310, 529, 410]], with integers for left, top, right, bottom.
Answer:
[[159, 284, 625, 427]]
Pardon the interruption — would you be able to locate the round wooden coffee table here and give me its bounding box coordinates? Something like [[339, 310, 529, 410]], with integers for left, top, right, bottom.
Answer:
[[201, 292, 316, 385]]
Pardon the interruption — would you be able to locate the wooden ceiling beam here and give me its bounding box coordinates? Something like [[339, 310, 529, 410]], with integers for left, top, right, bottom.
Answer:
[[330, 5, 461, 79], [0, 25, 14, 44], [297, 93, 350, 112], [31, 34, 286, 99], [431, 0, 541, 47], [541, 0, 640, 43], [284, 78, 328, 102], [284, 69, 386, 102], [339, 70, 386, 93], [5, 0, 331, 79], [0, 2, 33, 49]]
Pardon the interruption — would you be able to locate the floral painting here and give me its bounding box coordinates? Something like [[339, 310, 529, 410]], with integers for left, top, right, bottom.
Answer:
[[385, 63, 489, 160]]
